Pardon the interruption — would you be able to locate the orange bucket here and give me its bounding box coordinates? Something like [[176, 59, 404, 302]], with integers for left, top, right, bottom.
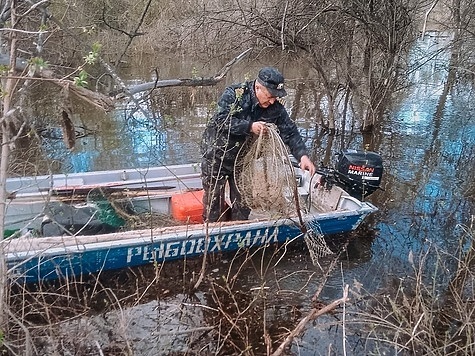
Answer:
[[171, 190, 204, 223]]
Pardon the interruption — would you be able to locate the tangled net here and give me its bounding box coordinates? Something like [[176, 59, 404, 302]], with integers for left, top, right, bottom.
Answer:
[[304, 220, 334, 264], [235, 123, 296, 216], [235, 123, 334, 263]]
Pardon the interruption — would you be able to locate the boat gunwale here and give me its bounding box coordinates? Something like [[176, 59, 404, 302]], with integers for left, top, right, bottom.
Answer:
[[3, 201, 377, 261]]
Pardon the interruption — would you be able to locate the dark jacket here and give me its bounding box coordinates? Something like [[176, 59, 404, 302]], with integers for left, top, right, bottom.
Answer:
[[201, 80, 308, 175]]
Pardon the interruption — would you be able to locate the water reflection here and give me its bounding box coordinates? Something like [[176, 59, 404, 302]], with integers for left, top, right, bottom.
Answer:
[[288, 33, 474, 354], [379, 33, 474, 256], [358, 37, 475, 337], [15, 34, 475, 354], [39, 87, 212, 173], [40, 82, 320, 174]]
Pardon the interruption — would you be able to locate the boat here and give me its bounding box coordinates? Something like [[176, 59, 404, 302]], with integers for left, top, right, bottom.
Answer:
[[2, 150, 383, 284]]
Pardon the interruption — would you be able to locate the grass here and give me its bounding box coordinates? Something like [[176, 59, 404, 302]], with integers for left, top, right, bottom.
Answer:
[[0, 221, 473, 355], [349, 221, 475, 355]]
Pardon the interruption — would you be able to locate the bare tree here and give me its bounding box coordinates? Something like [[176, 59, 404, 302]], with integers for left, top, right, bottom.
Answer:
[[0, 0, 29, 338], [176, 0, 419, 152]]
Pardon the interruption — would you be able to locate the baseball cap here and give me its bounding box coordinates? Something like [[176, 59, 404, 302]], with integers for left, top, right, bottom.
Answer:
[[257, 67, 287, 97]]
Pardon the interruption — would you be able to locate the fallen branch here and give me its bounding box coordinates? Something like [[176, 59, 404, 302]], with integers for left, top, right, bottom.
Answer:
[[152, 326, 215, 336], [2, 47, 251, 111], [66, 82, 115, 111], [271, 284, 349, 356], [116, 48, 252, 96], [27, 0, 146, 116], [20, 70, 115, 112]]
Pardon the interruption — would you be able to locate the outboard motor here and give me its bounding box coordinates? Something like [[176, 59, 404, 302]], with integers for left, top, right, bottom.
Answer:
[[333, 149, 383, 199]]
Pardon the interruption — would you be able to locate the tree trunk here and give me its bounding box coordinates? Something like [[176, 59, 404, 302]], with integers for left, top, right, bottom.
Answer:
[[0, 0, 20, 331], [311, 58, 336, 134]]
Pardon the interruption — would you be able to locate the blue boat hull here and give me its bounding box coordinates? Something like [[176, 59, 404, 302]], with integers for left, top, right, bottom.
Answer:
[[5, 209, 372, 284]]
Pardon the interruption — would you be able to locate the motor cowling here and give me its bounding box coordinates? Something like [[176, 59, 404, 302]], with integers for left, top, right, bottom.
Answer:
[[334, 150, 383, 199]]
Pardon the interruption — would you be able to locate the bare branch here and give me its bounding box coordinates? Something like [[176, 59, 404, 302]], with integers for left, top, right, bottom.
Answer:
[[271, 285, 349, 356], [116, 47, 252, 96], [114, 0, 153, 65], [0, 28, 50, 34], [20, 0, 49, 18], [153, 326, 215, 336], [281, 1, 288, 50], [421, 0, 440, 39]]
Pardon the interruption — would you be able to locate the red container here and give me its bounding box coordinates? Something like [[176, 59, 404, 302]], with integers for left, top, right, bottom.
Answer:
[[171, 190, 204, 223]]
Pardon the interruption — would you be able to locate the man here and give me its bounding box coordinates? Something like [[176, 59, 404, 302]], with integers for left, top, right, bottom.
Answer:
[[201, 67, 315, 222]]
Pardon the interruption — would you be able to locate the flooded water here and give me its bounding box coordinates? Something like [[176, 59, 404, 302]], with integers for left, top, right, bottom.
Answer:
[[13, 34, 475, 354]]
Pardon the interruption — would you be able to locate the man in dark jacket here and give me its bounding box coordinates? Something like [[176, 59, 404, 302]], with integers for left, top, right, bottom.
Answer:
[[201, 67, 315, 222]]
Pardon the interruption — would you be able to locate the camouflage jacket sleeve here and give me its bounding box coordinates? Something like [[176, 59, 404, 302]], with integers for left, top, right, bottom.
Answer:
[[214, 86, 252, 136], [264, 103, 309, 161]]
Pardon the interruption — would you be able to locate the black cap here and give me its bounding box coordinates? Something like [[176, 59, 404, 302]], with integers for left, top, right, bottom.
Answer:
[[257, 67, 287, 97]]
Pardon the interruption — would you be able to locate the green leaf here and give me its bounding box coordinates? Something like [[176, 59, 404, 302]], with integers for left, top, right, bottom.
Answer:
[[74, 70, 89, 87], [28, 57, 49, 71]]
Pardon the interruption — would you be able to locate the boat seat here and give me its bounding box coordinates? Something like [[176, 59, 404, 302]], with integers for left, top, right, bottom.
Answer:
[[53, 178, 85, 189]]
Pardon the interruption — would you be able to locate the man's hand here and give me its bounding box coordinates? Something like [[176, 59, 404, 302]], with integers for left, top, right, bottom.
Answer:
[[251, 121, 268, 135], [299, 155, 315, 176]]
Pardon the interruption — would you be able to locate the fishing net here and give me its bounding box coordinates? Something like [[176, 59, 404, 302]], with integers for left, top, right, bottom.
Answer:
[[235, 123, 297, 216], [303, 220, 334, 264], [235, 123, 333, 263]]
